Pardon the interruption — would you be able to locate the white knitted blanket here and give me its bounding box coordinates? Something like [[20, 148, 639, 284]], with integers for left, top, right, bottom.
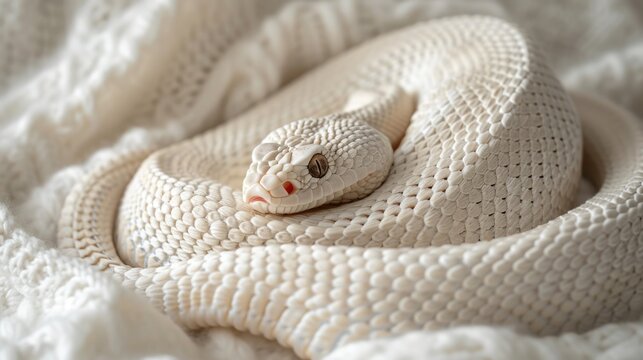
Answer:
[[1, 1, 642, 359]]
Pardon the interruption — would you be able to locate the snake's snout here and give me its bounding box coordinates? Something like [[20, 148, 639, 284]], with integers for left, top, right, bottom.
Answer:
[[244, 183, 272, 204], [260, 174, 287, 197], [244, 175, 297, 208]]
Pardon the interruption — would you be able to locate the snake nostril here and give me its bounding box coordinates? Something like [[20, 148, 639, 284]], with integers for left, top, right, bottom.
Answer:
[[283, 181, 295, 195]]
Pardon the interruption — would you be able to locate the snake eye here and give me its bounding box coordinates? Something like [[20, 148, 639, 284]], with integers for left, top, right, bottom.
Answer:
[[307, 153, 329, 178]]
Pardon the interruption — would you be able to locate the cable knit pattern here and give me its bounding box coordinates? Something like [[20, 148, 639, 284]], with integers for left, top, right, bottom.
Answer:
[[2, 1, 643, 359]]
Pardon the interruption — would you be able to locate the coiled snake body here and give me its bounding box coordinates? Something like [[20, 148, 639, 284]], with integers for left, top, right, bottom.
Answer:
[[59, 17, 643, 359]]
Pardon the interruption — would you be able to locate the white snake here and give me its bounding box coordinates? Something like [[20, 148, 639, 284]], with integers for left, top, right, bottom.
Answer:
[[58, 17, 643, 359], [242, 86, 412, 215]]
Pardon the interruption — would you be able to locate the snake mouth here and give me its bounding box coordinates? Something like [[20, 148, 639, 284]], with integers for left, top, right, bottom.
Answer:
[[243, 183, 274, 206]]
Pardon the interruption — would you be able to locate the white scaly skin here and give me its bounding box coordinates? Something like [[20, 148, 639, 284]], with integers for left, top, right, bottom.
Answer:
[[243, 87, 413, 214], [57, 17, 643, 360]]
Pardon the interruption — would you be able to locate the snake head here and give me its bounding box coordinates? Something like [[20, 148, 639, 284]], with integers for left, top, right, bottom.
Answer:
[[243, 116, 393, 214]]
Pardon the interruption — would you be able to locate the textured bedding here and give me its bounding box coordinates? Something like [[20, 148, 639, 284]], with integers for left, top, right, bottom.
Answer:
[[1, 1, 643, 359]]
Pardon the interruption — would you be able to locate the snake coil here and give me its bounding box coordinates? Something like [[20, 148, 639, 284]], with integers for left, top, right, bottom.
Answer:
[[59, 17, 643, 359]]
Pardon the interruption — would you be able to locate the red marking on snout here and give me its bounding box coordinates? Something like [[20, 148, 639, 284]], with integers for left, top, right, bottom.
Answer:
[[248, 196, 267, 203], [283, 181, 295, 195]]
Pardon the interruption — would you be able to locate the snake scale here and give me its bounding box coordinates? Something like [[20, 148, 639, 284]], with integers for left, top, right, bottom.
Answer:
[[58, 17, 643, 359]]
